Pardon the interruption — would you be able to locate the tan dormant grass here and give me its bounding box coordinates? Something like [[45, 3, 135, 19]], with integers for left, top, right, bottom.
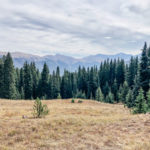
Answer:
[[0, 99, 150, 150]]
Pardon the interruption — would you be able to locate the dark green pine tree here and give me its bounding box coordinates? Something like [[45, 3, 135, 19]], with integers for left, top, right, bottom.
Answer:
[[61, 71, 68, 99], [40, 63, 49, 99], [133, 88, 147, 114], [89, 67, 98, 98], [51, 68, 61, 99], [105, 91, 114, 104], [116, 59, 125, 88], [14, 68, 21, 99], [120, 81, 129, 103], [3, 53, 17, 99], [56, 66, 61, 96], [61, 70, 72, 99], [23, 62, 33, 99], [139, 42, 149, 96], [132, 65, 140, 105], [30, 62, 39, 99], [127, 57, 135, 88], [71, 73, 77, 98], [111, 79, 118, 102], [96, 87, 104, 102], [126, 89, 134, 108], [51, 71, 58, 99], [19, 68, 24, 99], [103, 82, 109, 98]]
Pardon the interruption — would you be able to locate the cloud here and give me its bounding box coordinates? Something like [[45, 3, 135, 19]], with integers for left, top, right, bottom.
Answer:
[[0, 0, 149, 57]]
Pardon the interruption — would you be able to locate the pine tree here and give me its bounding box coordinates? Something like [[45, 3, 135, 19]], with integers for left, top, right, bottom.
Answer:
[[30, 62, 39, 99], [127, 57, 136, 88], [116, 59, 125, 87], [139, 42, 149, 96], [23, 62, 33, 99], [126, 89, 133, 108], [96, 87, 104, 101], [3, 53, 17, 99], [40, 63, 49, 99], [120, 81, 129, 103], [103, 82, 109, 97], [133, 88, 147, 114], [89, 67, 98, 99], [105, 92, 114, 103], [132, 65, 140, 105], [33, 98, 49, 118], [111, 79, 118, 102], [61, 71, 72, 98]]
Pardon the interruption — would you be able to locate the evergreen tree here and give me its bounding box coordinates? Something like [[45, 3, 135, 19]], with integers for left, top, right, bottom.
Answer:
[[116, 59, 125, 87], [40, 63, 49, 98], [23, 62, 33, 99], [3, 53, 17, 99], [96, 87, 104, 101], [133, 88, 147, 114], [61, 71, 72, 98], [111, 79, 118, 102], [120, 81, 129, 103], [139, 42, 149, 96], [132, 66, 140, 104], [127, 57, 136, 88], [30, 62, 39, 99], [126, 89, 133, 108], [106, 92, 114, 103], [103, 82, 109, 97], [89, 67, 98, 98]]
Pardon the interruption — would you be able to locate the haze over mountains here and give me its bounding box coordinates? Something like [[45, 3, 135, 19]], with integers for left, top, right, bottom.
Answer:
[[0, 52, 135, 73]]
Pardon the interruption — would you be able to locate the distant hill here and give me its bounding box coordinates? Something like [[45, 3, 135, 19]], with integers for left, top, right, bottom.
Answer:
[[0, 52, 135, 73]]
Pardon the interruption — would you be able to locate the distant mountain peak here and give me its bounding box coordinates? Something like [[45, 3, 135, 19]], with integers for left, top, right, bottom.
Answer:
[[0, 51, 134, 73]]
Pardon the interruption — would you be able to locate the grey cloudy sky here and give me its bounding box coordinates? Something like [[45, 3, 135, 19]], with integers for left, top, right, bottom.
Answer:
[[0, 0, 150, 57]]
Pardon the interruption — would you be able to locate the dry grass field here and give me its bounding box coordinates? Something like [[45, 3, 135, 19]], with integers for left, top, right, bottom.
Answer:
[[0, 99, 150, 150]]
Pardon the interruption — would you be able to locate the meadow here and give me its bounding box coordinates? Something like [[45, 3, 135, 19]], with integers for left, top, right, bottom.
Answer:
[[0, 99, 150, 150]]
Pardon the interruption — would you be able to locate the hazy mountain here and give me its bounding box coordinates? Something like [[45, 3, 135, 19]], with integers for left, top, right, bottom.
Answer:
[[0, 52, 134, 73]]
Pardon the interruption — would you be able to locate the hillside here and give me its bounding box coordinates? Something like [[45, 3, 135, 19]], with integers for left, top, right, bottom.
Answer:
[[0, 52, 133, 72], [0, 99, 150, 150]]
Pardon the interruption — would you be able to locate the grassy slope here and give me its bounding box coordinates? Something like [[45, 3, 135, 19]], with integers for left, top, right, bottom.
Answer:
[[0, 99, 150, 150]]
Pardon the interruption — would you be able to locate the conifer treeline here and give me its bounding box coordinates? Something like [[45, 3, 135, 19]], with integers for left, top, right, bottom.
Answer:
[[1, 43, 150, 113]]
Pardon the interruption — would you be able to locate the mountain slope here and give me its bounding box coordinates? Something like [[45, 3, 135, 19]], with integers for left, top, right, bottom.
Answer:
[[0, 52, 134, 72]]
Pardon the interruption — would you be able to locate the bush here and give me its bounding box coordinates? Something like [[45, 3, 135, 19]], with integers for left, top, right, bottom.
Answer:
[[78, 100, 83, 103], [71, 99, 75, 103], [33, 98, 49, 118]]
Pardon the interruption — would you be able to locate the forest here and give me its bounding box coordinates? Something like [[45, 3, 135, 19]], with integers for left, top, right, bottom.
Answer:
[[0, 42, 150, 113]]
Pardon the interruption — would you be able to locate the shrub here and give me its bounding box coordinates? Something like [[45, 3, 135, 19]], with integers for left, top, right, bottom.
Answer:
[[78, 100, 83, 103], [71, 99, 75, 103], [33, 98, 49, 118]]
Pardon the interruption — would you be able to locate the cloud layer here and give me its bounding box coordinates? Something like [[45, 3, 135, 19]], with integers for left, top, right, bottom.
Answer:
[[0, 0, 150, 57]]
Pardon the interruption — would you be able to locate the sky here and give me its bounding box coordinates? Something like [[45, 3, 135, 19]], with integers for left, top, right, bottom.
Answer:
[[0, 0, 150, 57]]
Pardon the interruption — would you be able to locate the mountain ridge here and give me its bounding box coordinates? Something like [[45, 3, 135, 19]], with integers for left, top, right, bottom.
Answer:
[[0, 51, 136, 73]]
